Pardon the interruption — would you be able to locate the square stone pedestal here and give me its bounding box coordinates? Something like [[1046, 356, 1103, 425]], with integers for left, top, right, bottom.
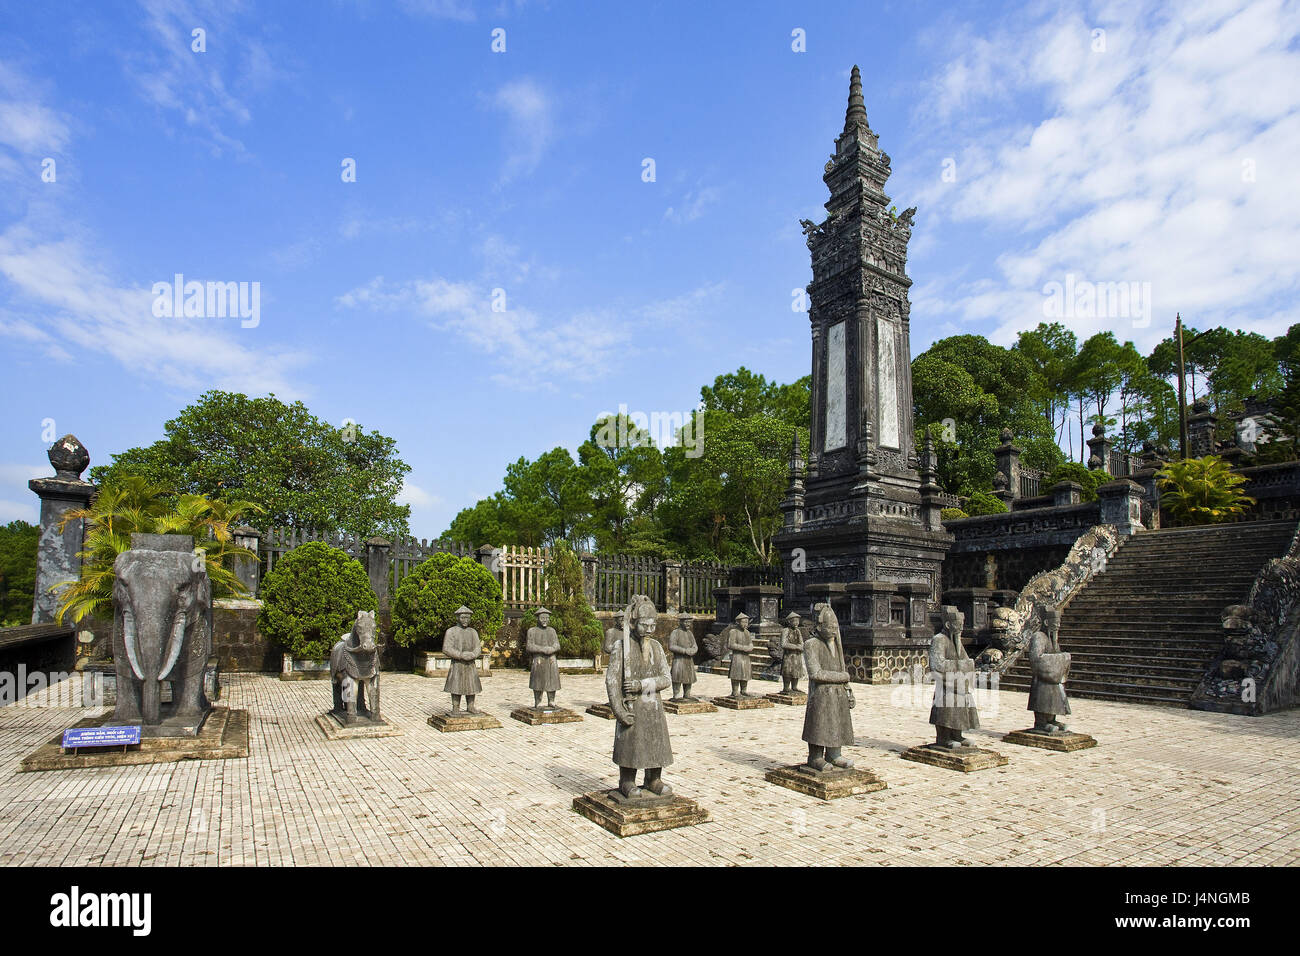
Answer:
[[765, 691, 807, 706], [664, 698, 717, 715], [712, 695, 775, 711], [510, 706, 582, 725], [21, 707, 249, 772], [1003, 728, 1097, 752], [315, 711, 402, 740], [572, 790, 711, 837], [585, 703, 616, 719], [900, 743, 1008, 773], [427, 711, 502, 732], [765, 764, 886, 800]]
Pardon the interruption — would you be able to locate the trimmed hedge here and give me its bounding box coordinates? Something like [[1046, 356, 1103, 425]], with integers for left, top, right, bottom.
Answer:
[[258, 541, 377, 659], [391, 552, 503, 650], [965, 491, 1009, 516]]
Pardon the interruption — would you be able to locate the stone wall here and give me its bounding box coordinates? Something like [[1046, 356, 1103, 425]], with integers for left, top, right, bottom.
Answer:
[[941, 503, 1102, 594]]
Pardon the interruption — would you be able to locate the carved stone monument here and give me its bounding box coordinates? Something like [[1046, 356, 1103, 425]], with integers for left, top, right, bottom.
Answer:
[[573, 595, 709, 836], [665, 612, 715, 715], [901, 607, 1007, 771], [765, 604, 885, 799], [767, 611, 808, 705], [771, 66, 952, 683], [429, 606, 501, 731], [713, 612, 774, 710], [512, 607, 582, 725], [316, 610, 401, 739], [1004, 606, 1096, 751]]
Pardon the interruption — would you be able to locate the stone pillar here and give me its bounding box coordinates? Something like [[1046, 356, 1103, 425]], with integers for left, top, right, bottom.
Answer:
[[994, 429, 1021, 500], [579, 552, 597, 608], [805, 582, 849, 622], [365, 537, 391, 609], [1051, 481, 1082, 507], [713, 586, 740, 625], [1087, 423, 1113, 474], [29, 435, 95, 624], [847, 580, 896, 628], [897, 581, 932, 641], [1187, 401, 1218, 458], [476, 544, 502, 583], [660, 559, 682, 614], [231, 525, 261, 598], [1098, 479, 1145, 535], [941, 587, 991, 642]]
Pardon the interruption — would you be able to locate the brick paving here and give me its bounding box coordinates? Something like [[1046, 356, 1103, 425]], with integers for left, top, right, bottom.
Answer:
[[1, 669, 1297, 866]]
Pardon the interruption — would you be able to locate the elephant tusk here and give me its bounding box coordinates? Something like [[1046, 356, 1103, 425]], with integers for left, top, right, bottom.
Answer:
[[158, 610, 187, 681], [122, 610, 144, 682]]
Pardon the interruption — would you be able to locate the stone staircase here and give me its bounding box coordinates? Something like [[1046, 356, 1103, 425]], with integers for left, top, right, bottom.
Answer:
[[1000, 520, 1297, 707]]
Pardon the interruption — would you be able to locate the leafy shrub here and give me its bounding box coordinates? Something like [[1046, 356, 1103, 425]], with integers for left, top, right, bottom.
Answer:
[[1157, 455, 1255, 526], [392, 551, 503, 651], [258, 541, 377, 659], [964, 491, 1009, 516], [940, 507, 969, 520], [1046, 462, 1108, 502], [519, 542, 601, 658]]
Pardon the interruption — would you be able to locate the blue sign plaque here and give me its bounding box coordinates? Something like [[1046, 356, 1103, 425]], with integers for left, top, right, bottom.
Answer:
[[61, 725, 142, 750]]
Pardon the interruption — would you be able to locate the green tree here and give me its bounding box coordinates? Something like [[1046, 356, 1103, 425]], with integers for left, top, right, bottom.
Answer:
[[1157, 455, 1255, 526], [90, 390, 411, 538], [391, 551, 504, 651], [520, 542, 601, 657], [0, 520, 40, 627], [1016, 322, 1078, 443], [257, 541, 377, 659]]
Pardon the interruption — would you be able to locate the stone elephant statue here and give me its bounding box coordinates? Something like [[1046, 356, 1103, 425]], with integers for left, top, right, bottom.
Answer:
[[112, 534, 213, 727]]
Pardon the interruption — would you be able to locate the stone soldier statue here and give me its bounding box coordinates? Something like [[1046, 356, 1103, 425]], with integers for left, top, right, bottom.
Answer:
[[929, 606, 979, 748], [728, 612, 755, 698], [1027, 606, 1071, 733], [779, 611, 806, 694], [668, 612, 698, 701], [802, 603, 855, 770], [527, 606, 562, 709], [603, 610, 624, 656], [442, 605, 483, 715], [606, 594, 674, 799]]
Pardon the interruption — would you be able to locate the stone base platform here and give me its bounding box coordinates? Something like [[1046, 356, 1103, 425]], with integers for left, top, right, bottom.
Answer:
[[585, 703, 615, 719], [572, 790, 711, 837], [427, 711, 502, 732], [712, 695, 775, 711], [510, 706, 582, 725], [315, 711, 402, 740], [900, 743, 1009, 773], [664, 698, 717, 715], [20, 707, 249, 772], [1003, 728, 1098, 752], [764, 764, 886, 800], [765, 691, 807, 706]]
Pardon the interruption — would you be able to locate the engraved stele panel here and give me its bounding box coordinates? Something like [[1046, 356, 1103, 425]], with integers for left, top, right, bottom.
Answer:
[[877, 316, 899, 448], [825, 320, 847, 450]]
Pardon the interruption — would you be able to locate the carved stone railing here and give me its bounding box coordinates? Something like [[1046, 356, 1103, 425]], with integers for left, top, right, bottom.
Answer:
[[973, 524, 1123, 673], [1191, 523, 1300, 715]]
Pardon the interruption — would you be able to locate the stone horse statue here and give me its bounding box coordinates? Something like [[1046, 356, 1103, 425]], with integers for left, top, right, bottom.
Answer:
[[112, 534, 213, 729], [331, 610, 381, 722]]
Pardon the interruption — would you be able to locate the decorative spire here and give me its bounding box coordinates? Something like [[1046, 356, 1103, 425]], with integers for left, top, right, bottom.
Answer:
[[844, 65, 868, 132]]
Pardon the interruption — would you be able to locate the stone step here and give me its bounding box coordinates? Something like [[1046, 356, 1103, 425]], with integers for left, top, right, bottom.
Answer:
[[1007, 655, 1210, 678], [995, 676, 1190, 707]]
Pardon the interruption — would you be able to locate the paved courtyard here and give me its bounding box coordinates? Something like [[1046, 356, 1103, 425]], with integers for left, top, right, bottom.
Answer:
[[1, 668, 1297, 866]]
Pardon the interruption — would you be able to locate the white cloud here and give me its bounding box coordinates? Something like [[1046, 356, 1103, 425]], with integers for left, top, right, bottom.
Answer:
[[903, 0, 1300, 351], [488, 78, 555, 182], [663, 186, 721, 224], [396, 481, 441, 510]]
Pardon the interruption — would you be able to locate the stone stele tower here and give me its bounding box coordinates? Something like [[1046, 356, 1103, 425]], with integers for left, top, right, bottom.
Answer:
[[772, 66, 953, 683]]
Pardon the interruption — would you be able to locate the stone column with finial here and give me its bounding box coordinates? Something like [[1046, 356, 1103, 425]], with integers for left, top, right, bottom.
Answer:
[[29, 435, 96, 624], [1087, 422, 1113, 475]]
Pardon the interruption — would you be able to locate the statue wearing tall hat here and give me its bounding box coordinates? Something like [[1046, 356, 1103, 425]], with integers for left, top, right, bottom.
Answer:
[[1026, 605, 1071, 733], [728, 611, 756, 698], [606, 594, 674, 799], [442, 605, 483, 715], [668, 612, 698, 701], [929, 606, 979, 748], [527, 606, 562, 709], [802, 603, 856, 770]]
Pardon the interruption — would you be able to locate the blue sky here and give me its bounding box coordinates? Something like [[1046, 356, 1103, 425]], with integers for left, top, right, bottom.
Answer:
[[2, 0, 1297, 538]]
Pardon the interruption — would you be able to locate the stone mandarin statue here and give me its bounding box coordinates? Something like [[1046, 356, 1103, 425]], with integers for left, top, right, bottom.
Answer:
[[780, 611, 806, 695], [606, 594, 674, 800], [603, 610, 624, 656], [1027, 606, 1071, 733], [442, 605, 483, 715], [929, 606, 980, 749], [330, 610, 381, 723], [526, 606, 562, 709], [668, 612, 698, 701], [802, 603, 856, 771], [728, 612, 755, 698]]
